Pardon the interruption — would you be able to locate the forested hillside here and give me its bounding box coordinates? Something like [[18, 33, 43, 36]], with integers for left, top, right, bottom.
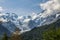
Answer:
[[21, 19, 60, 40]]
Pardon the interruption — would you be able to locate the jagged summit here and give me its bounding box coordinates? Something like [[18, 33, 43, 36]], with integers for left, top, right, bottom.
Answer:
[[0, 12, 60, 33]]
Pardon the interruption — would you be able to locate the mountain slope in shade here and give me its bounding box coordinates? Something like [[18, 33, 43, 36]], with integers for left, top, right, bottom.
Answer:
[[21, 19, 60, 40], [0, 23, 11, 36], [2, 20, 17, 32]]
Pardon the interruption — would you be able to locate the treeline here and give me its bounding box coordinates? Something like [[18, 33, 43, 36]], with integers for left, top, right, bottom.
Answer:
[[42, 28, 60, 40], [1, 19, 60, 40], [1, 27, 60, 40], [0, 33, 22, 40], [0, 28, 22, 40]]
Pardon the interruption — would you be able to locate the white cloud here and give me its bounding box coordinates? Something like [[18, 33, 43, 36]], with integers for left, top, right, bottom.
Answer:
[[0, 13, 5, 16], [23, 19, 30, 23], [0, 18, 7, 22], [0, 7, 3, 12], [17, 16, 23, 20], [31, 12, 37, 20], [40, 0, 60, 18]]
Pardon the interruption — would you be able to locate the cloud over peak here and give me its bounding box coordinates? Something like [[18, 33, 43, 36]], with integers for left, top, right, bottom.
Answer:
[[40, 0, 60, 18], [0, 7, 3, 12]]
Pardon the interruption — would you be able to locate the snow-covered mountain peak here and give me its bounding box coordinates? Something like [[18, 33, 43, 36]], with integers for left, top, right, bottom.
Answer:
[[0, 11, 60, 33], [0, 0, 60, 33]]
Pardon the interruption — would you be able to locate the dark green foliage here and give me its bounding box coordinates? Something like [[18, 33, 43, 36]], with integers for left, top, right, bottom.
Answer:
[[2, 33, 8, 40], [0, 38, 1, 40], [10, 34, 22, 40], [42, 28, 60, 40]]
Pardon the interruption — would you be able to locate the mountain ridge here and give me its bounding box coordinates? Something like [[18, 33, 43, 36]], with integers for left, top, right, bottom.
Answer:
[[0, 12, 60, 33], [21, 18, 60, 40]]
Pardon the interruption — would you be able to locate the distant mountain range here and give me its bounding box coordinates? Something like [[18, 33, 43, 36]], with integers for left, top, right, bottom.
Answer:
[[0, 12, 60, 35]]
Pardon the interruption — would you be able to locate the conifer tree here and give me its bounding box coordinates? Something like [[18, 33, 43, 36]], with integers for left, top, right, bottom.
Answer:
[[2, 33, 8, 40], [42, 28, 60, 40]]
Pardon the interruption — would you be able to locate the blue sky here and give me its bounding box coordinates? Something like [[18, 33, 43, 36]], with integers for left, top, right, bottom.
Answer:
[[0, 0, 48, 16]]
